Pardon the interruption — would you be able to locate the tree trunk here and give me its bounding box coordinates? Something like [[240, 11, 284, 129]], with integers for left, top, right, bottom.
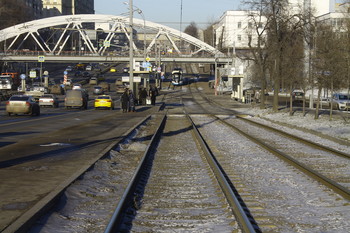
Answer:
[[315, 86, 322, 120]]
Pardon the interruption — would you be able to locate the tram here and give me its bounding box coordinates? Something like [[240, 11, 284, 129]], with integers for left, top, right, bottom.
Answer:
[[171, 68, 184, 86]]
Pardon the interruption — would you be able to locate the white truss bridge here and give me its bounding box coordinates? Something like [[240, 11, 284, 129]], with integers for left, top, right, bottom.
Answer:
[[0, 14, 231, 63]]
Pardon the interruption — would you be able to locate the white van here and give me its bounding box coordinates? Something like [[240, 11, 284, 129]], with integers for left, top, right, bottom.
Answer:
[[331, 93, 350, 110]]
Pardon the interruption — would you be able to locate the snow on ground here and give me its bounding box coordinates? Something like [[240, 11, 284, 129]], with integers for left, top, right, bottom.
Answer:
[[239, 107, 350, 142]]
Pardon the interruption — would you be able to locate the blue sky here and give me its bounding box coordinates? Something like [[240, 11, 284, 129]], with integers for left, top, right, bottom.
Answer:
[[94, 0, 242, 30]]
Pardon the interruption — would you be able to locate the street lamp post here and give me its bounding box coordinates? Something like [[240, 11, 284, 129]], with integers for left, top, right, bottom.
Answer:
[[128, 0, 134, 93], [138, 10, 146, 61], [124, 1, 147, 93]]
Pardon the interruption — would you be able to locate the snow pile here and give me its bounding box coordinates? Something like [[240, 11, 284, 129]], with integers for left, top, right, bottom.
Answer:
[[241, 107, 350, 141]]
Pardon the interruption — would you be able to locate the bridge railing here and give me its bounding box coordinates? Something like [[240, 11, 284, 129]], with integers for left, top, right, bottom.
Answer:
[[0, 50, 230, 59]]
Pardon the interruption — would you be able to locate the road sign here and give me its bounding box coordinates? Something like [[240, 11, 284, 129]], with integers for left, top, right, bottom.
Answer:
[[145, 56, 150, 62], [29, 71, 37, 78], [103, 40, 110, 47], [38, 56, 45, 62], [20, 74, 26, 80], [63, 71, 68, 75]]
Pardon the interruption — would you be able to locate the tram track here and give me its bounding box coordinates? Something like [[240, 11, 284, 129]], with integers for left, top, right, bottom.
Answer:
[[189, 83, 350, 198], [105, 113, 260, 232], [2, 83, 349, 232], [181, 84, 350, 231]]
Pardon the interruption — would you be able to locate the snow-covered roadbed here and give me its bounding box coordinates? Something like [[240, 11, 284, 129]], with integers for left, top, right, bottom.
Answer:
[[192, 114, 350, 233]]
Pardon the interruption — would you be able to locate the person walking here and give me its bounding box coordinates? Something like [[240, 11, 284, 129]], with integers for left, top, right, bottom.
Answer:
[[121, 88, 129, 113], [128, 89, 136, 112], [139, 87, 148, 105], [149, 85, 157, 106]]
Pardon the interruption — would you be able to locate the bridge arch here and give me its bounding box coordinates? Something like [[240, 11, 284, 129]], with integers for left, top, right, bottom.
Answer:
[[0, 14, 224, 58]]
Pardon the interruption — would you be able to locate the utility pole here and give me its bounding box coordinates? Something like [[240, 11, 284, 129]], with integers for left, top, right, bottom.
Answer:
[[129, 0, 134, 93], [304, 0, 313, 108]]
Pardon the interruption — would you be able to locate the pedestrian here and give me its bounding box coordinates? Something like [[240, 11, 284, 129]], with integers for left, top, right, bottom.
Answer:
[[139, 87, 148, 105], [128, 89, 136, 112], [149, 85, 157, 105], [121, 88, 129, 113]]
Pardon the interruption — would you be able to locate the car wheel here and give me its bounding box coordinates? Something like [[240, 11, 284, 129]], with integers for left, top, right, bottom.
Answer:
[[36, 109, 40, 116], [7, 112, 11, 116]]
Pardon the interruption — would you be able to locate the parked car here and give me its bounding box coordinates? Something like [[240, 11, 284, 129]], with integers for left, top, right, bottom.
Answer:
[[99, 82, 110, 92], [65, 78, 72, 86], [72, 83, 82, 90], [85, 65, 92, 71], [94, 95, 114, 110], [39, 94, 59, 108], [82, 71, 91, 78], [65, 89, 88, 109], [74, 71, 82, 77], [292, 90, 304, 100], [6, 95, 40, 116], [65, 66, 73, 72], [314, 97, 331, 109], [89, 77, 98, 85], [17, 84, 30, 92], [93, 86, 104, 95], [123, 67, 129, 73], [331, 93, 350, 110]]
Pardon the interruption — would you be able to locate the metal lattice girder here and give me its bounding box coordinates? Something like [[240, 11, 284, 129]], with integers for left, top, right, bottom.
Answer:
[[0, 14, 223, 56]]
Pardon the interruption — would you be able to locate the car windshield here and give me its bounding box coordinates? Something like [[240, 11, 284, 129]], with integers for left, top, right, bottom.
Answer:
[[97, 96, 110, 100], [41, 95, 53, 98], [10, 96, 29, 101], [339, 95, 350, 100]]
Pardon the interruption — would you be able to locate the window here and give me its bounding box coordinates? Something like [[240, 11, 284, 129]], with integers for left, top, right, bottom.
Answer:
[[238, 22, 241, 29], [237, 35, 241, 41], [248, 22, 253, 29]]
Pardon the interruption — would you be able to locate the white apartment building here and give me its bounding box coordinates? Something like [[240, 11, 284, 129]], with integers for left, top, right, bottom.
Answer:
[[289, 0, 334, 16], [213, 10, 265, 50], [213, 1, 339, 50]]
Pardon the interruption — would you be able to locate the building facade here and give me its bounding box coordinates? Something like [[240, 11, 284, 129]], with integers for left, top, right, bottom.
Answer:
[[25, 0, 43, 19], [42, 0, 94, 17], [213, 10, 266, 50]]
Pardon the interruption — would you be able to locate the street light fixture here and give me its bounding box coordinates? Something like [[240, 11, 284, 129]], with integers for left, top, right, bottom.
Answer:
[[123, 2, 146, 60], [124, 0, 134, 93]]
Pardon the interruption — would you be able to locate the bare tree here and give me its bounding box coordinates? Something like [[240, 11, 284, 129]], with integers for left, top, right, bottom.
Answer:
[[184, 22, 199, 51], [313, 23, 348, 120], [243, 0, 305, 111]]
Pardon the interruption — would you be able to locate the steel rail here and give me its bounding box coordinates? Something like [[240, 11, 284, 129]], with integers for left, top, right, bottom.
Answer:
[[217, 116, 350, 201], [237, 116, 350, 159], [180, 89, 258, 232], [186, 113, 259, 233], [104, 114, 166, 233], [2, 115, 152, 233]]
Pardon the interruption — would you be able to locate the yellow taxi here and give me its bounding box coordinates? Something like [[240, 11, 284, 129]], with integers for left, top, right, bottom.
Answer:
[[110, 67, 117, 72], [94, 95, 114, 110]]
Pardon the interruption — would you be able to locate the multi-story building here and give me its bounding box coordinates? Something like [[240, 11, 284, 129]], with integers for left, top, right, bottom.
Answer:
[[213, 10, 266, 50], [316, 2, 350, 32], [25, 0, 43, 19], [212, 1, 342, 51], [43, 0, 94, 17]]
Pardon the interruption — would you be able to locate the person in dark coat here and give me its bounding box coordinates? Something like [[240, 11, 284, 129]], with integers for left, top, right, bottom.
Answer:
[[139, 87, 148, 105], [149, 85, 157, 105], [121, 89, 129, 113], [128, 89, 136, 112]]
